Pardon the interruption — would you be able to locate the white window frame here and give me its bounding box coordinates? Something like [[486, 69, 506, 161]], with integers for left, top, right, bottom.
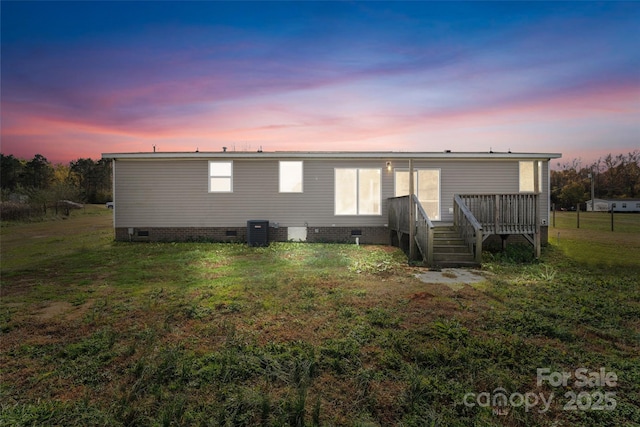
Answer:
[[279, 161, 303, 193], [208, 161, 233, 193], [394, 168, 441, 221], [519, 161, 542, 193], [334, 168, 381, 216]]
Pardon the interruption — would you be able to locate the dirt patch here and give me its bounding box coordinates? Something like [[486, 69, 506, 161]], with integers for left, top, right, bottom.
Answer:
[[415, 268, 488, 291], [35, 301, 74, 320], [0, 277, 37, 297], [34, 300, 93, 321], [410, 291, 435, 300]]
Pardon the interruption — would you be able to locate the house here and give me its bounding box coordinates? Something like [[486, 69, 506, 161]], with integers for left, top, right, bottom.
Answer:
[[586, 198, 640, 213], [585, 198, 612, 212], [102, 150, 561, 266]]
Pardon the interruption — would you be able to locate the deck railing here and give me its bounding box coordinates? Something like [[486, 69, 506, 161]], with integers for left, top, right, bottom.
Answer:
[[391, 193, 540, 264], [453, 195, 483, 264], [388, 195, 435, 264], [388, 195, 411, 234], [457, 194, 538, 234]]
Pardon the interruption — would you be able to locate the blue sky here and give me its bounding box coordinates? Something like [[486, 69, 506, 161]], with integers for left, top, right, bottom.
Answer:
[[2, 1, 638, 165]]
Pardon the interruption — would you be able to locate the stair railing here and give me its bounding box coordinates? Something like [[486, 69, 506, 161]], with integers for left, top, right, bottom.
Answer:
[[413, 194, 435, 265], [453, 195, 483, 264]]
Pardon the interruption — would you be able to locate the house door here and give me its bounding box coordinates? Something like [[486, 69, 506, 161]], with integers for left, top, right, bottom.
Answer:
[[394, 169, 441, 220]]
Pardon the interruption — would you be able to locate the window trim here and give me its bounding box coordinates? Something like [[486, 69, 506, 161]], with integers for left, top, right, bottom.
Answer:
[[334, 168, 382, 216], [279, 161, 304, 193], [208, 160, 233, 193], [394, 168, 441, 221], [519, 161, 542, 193]]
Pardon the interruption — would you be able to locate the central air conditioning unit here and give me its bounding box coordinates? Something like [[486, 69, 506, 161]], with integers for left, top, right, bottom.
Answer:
[[247, 220, 269, 247]]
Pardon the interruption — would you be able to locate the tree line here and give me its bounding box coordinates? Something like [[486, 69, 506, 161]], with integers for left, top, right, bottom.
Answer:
[[1, 153, 112, 218], [551, 151, 640, 209], [1, 151, 637, 218]]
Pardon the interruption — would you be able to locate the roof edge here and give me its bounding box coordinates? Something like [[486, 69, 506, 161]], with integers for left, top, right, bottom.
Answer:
[[102, 151, 562, 160]]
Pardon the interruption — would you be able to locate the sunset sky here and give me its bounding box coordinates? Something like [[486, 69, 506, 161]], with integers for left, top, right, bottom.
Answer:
[[2, 1, 639, 166]]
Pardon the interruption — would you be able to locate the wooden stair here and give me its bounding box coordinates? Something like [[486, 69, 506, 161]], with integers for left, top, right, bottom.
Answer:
[[431, 226, 479, 268]]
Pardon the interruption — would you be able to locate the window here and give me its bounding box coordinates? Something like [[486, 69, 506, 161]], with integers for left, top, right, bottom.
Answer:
[[279, 161, 303, 193], [209, 161, 232, 192], [519, 161, 542, 193], [335, 168, 381, 215], [622, 203, 627, 209], [395, 169, 440, 220], [636, 203, 640, 209]]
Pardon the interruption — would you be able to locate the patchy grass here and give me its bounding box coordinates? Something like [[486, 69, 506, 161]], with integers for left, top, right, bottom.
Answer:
[[1, 211, 639, 426], [0, 204, 114, 272], [549, 212, 640, 268]]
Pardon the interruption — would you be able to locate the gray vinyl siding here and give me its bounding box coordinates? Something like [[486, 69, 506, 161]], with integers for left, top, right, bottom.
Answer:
[[425, 160, 549, 223], [113, 157, 551, 228], [115, 159, 394, 228]]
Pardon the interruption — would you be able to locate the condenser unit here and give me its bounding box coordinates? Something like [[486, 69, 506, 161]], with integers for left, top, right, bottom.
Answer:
[[247, 220, 269, 247]]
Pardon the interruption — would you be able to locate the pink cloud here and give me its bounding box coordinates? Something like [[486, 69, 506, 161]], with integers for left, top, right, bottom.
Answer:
[[2, 65, 637, 166]]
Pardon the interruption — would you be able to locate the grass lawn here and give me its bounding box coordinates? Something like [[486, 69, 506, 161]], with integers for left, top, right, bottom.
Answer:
[[549, 211, 640, 269], [1, 207, 639, 426]]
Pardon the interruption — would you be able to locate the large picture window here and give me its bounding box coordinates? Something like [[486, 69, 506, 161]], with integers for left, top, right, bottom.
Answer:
[[209, 161, 233, 192], [395, 169, 440, 220], [335, 168, 381, 215], [279, 161, 303, 193]]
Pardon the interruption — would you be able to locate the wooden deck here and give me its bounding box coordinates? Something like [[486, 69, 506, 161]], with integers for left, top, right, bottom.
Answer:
[[389, 193, 541, 266], [458, 194, 540, 258]]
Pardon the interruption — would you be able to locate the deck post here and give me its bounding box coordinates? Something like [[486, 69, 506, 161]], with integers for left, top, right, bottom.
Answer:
[[534, 162, 541, 258], [427, 222, 434, 266], [494, 194, 500, 234], [408, 159, 416, 261], [475, 227, 483, 264], [534, 194, 541, 258]]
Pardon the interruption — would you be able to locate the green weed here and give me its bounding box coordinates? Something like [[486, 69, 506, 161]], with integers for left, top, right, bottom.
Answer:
[[0, 400, 119, 427]]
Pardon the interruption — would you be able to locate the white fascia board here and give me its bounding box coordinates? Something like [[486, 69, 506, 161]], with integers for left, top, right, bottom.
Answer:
[[102, 151, 562, 161]]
